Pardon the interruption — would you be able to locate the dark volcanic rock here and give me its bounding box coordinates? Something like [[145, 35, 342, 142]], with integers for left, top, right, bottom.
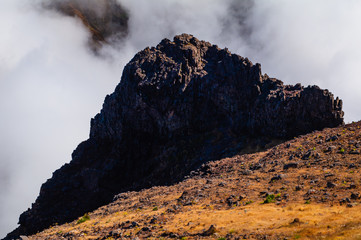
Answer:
[[284, 162, 299, 170], [5, 34, 343, 239]]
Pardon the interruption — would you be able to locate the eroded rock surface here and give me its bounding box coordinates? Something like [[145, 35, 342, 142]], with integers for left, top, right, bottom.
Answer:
[[5, 34, 343, 239]]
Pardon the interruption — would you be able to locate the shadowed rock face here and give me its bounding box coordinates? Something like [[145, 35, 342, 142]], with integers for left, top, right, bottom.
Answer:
[[5, 34, 343, 239]]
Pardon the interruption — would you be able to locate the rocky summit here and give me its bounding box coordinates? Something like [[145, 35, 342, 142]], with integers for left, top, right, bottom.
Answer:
[[5, 34, 343, 239]]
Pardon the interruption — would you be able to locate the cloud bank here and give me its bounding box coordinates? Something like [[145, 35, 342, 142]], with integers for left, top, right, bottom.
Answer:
[[1, 0, 360, 237], [0, 0, 126, 236]]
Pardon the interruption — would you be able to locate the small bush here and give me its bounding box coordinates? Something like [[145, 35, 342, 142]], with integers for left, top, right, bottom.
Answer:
[[152, 206, 158, 211], [263, 194, 280, 204], [245, 200, 253, 205], [76, 213, 90, 224]]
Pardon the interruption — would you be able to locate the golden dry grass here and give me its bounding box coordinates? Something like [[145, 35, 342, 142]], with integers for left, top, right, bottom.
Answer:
[[31, 202, 361, 240], [29, 121, 361, 239]]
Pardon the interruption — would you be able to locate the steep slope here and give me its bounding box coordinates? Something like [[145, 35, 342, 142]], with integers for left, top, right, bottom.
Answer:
[[25, 121, 361, 239], [5, 34, 343, 239]]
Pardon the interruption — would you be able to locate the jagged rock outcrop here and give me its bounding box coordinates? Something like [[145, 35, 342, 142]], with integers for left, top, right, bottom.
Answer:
[[5, 34, 343, 239]]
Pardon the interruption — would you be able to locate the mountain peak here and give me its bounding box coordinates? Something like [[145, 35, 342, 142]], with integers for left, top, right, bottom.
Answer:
[[5, 34, 343, 239]]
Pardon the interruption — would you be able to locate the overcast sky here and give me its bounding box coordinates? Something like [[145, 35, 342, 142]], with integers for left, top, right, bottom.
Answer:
[[1, 0, 360, 237]]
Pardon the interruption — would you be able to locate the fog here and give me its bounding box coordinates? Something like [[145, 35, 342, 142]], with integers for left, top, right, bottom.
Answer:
[[0, 0, 128, 236], [1, 0, 360, 237]]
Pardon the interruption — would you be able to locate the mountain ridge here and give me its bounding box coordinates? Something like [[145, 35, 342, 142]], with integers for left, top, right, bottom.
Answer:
[[4, 34, 343, 239]]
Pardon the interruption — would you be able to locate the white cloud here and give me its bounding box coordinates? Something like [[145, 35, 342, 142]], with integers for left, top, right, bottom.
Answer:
[[0, 0, 123, 236], [240, 0, 361, 122]]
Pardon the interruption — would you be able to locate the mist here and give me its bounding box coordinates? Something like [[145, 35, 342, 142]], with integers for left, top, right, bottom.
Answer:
[[0, 0, 127, 236], [1, 0, 360, 237]]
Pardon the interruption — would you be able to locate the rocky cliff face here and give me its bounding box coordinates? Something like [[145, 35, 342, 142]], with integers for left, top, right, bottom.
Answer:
[[5, 34, 343, 239]]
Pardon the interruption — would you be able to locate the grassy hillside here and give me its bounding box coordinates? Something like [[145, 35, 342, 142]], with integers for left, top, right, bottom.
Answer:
[[28, 121, 361, 239]]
